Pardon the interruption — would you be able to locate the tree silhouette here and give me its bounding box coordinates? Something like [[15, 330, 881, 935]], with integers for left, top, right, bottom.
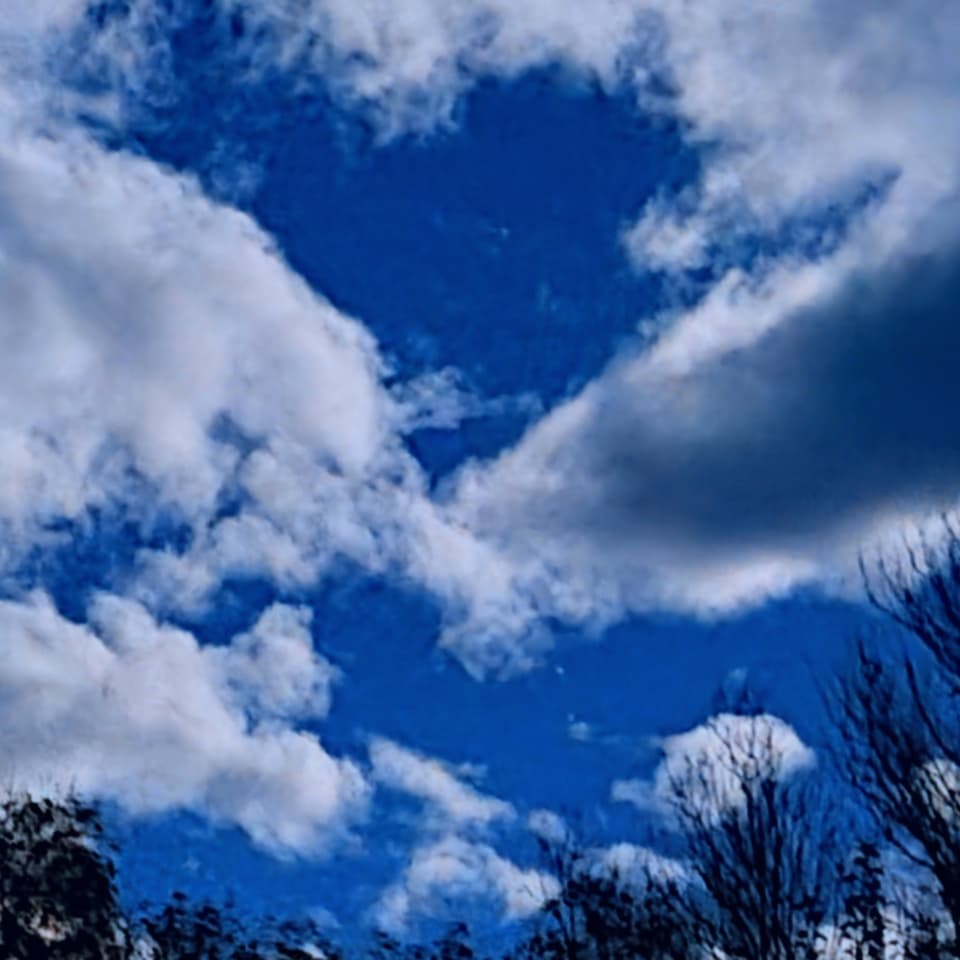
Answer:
[[661, 713, 844, 960], [831, 520, 960, 953], [138, 894, 341, 960], [0, 793, 129, 959], [505, 830, 692, 960], [838, 841, 887, 960]]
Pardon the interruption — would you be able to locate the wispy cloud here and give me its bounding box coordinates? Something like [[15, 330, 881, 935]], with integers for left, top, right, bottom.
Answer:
[[370, 737, 515, 829]]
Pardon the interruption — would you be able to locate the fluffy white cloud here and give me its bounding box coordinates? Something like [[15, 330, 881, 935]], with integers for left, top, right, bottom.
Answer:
[[0, 593, 369, 853], [595, 841, 687, 890], [526, 808, 568, 844], [0, 84, 395, 531], [394, 0, 960, 641], [374, 834, 559, 933], [613, 713, 815, 823], [370, 737, 514, 828], [623, 0, 960, 266]]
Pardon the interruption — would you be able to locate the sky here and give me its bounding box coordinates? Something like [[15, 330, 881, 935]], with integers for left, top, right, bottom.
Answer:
[[0, 0, 958, 945]]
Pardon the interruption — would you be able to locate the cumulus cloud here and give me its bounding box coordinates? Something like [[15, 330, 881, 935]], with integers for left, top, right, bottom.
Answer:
[[595, 841, 687, 890], [526, 808, 568, 844], [613, 713, 814, 824], [623, 0, 960, 268], [370, 738, 514, 828], [413, 0, 960, 637], [450, 226, 960, 620], [366, 741, 554, 933], [6, 0, 952, 883], [373, 834, 559, 933], [0, 89, 395, 530], [0, 593, 369, 853]]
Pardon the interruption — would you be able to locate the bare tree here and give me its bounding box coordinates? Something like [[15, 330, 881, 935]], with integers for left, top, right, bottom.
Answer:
[[832, 633, 960, 951], [828, 518, 960, 955], [508, 830, 693, 960], [862, 517, 960, 690], [661, 713, 845, 960]]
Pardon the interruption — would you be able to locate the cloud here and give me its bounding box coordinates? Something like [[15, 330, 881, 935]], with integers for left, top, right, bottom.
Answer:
[[526, 808, 568, 844], [152, 0, 960, 653], [595, 841, 687, 890], [613, 713, 814, 824], [344, 2, 960, 650], [211, 0, 648, 136], [451, 221, 960, 619], [7, 0, 960, 686], [370, 738, 514, 828], [373, 834, 559, 933], [0, 593, 369, 854], [0, 97, 392, 527], [623, 0, 960, 268], [367, 741, 556, 933]]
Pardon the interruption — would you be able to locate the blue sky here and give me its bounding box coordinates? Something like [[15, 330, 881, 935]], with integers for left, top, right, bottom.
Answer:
[[0, 0, 958, 945]]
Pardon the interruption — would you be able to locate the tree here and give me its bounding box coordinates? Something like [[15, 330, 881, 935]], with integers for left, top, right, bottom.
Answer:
[[831, 634, 960, 954], [830, 521, 960, 953], [838, 841, 887, 960], [0, 793, 129, 959], [138, 895, 341, 960], [508, 830, 692, 960], [661, 713, 844, 960]]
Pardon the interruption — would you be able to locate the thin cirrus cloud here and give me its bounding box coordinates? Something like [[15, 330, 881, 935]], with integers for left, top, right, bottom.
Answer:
[[370, 737, 515, 828]]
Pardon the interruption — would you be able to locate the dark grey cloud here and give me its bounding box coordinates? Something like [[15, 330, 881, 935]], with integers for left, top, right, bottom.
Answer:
[[585, 239, 960, 552]]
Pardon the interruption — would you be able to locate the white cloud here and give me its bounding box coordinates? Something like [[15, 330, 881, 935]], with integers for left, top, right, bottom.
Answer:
[[428, 0, 960, 634], [0, 7, 553, 681], [567, 719, 593, 743], [526, 808, 568, 844], [370, 737, 514, 828], [373, 834, 559, 933], [0, 102, 390, 527], [210, 603, 338, 720], [594, 841, 687, 890], [214, 0, 646, 136], [613, 713, 815, 824], [0, 592, 369, 854]]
